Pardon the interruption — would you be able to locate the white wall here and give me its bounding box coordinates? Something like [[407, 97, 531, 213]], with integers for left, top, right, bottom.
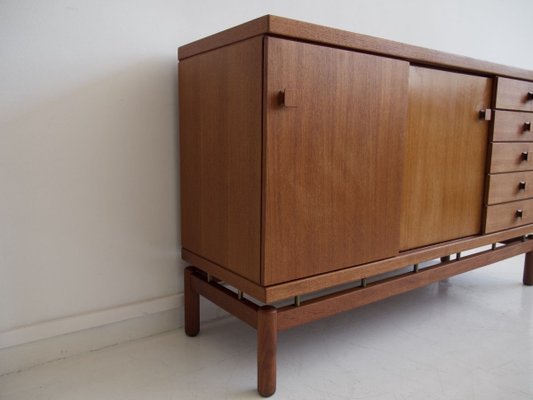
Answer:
[[1, 0, 533, 373]]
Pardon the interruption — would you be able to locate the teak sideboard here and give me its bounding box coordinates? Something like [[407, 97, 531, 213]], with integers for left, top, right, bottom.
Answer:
[[178, 15, 533, 397]]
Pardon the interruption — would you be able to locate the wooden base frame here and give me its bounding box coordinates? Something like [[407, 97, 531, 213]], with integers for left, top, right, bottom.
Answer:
[[184, 238, 533, 397]]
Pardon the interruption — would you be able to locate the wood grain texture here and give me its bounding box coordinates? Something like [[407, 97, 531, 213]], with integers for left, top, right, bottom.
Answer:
[[400, 67, 492, 250], [490, 143, 533, 173], [263, 37, 409, 285], [495, 77, 533, 112], [277, 238, 533, 331], [262, 224, 533, 302], [179, 15, 533, 81], [182, 249, 266, 301], [257, 306, 277, 397], [487, 171, 533, 204], [485, 198, 533, 233], [179, 37, 263, 284], [493, 110, 533, 142], [525, 251, 533, 285]]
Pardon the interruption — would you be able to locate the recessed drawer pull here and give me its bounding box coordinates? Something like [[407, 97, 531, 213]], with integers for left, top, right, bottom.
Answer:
[[522, 151, 529, 161], [516, 209, 524, 219], [519, 181, 527, 191], [528, 92, 533, 101], [524, 122, 532, 131]]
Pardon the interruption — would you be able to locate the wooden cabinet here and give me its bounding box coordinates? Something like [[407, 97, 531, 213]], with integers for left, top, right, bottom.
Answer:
[[179, 16, 533, 397], [179, 14, 533, 297]]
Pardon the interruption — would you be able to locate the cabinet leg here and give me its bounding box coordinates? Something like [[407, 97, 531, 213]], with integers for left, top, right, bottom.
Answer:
[[257, 306, 277, 397], [184, 266, 200, 336], [524, 252, 533, 286], [441, 255, 450, 262]]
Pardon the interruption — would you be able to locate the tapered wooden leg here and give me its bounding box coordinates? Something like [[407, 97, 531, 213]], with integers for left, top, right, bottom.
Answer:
[[184, 267, 200, 336], [524, 252, 533, 286], [257, 305, 277, 397]]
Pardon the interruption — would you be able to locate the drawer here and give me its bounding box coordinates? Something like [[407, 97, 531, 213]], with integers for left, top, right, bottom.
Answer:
[[485, 198, 533, 233], [495, 77, 533, 112], [487, 171, 533, 204], [490, 143, 533, 173], [493, 110, 533, 141]]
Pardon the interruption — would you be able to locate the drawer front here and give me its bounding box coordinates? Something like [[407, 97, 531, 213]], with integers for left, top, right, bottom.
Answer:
[[485, 198, 533, 233], [496, 77, 533, 112], [487, 171, 533, 204], [490, 143, 533, 173], [493, 110, 533, 141]]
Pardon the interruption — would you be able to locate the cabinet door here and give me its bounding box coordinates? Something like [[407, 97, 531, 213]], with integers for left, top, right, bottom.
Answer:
[[263, 37, 409, 285], [400, 67, 492, 250]]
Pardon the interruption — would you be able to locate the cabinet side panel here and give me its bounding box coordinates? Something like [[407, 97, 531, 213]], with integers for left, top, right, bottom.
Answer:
[[179, 37, 263, 283], [400, 67, 492, 250], [263, 37, 409, 285]]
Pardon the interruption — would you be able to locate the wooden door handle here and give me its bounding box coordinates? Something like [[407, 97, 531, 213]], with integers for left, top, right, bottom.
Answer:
[[522, 151, 529, 161], [479, 109, 492, 121], [279, 89, 298, 108], [524, 122, 532, 131]]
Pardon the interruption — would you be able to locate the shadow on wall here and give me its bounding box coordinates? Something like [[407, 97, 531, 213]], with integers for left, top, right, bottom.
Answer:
[[0, 57, 185, 330]]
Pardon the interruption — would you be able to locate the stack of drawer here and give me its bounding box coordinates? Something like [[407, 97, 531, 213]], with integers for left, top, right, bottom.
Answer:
[[485, 77, 533, 233]]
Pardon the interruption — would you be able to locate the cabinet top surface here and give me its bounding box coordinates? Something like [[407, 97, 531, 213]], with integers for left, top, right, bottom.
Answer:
[[178, 15, 533, 81]]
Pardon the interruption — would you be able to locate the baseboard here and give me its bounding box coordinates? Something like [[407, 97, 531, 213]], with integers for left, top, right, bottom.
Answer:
[[0, 294, 228, 376]]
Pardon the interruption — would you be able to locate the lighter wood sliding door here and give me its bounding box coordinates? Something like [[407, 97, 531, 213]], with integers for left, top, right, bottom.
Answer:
[[400, 67, 492, 250]]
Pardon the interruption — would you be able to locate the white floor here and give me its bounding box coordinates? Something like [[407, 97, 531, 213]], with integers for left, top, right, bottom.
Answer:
[[1, 256, 532, 400]]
